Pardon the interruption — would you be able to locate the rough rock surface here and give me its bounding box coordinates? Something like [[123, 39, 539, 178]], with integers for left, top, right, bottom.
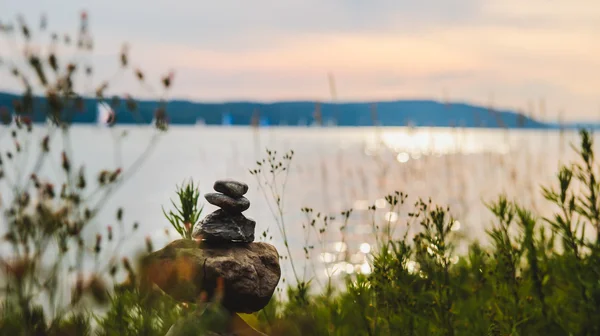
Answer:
[[143, 239, 280, 313], [194, 209, 255, 243], [205, 193, 251, 213], [214, 179, 249, 198]]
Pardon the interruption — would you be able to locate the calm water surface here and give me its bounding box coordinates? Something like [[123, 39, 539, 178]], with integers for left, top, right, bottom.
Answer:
[[0, 125, 585, 285]]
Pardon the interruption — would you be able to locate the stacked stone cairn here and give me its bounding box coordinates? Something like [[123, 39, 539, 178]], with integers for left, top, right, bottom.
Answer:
[[144, 179, 280, 336], [193, 179, 255, 243]]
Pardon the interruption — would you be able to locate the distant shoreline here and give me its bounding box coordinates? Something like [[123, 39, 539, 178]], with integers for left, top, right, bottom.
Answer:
[[1, 91, 597, 129]]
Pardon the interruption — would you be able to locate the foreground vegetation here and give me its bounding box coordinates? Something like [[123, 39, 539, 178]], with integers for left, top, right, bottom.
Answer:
[[245, 130, 600, 336], [2, 125, 600, 335], [2, 11, 600, 336]]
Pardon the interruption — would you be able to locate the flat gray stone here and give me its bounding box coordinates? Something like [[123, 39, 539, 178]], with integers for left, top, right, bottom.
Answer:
[[214, 179, 248, 198], [205, 193, 250, 213]]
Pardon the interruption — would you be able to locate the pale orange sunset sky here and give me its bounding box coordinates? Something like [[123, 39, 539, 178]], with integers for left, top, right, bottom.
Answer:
[[1, 0, 600, 121]]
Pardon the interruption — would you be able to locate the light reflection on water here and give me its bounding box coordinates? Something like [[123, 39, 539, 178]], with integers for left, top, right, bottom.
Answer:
[[366, 127, 512, 157]]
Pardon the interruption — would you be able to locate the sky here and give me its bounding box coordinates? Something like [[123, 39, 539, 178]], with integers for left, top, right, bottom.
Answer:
[[1, 0, 600, 121]]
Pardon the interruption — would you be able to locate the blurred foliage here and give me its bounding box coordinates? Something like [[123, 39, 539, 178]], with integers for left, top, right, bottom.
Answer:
[[95, 287, 184, 336], [0, 11, 175, 336]]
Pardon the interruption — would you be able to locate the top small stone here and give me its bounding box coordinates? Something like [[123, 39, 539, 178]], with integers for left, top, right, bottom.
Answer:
[[214, 179, 249, 198]]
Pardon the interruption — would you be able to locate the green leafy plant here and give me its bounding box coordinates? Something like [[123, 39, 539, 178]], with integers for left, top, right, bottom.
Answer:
[[162, 179, 204, 239]]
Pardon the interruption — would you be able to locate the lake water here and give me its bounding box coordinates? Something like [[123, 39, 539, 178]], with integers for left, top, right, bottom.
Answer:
[[0, 125, 587, 287]]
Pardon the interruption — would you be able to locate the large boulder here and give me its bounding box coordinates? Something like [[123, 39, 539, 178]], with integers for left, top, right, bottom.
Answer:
[[142, 239, 280, 313]]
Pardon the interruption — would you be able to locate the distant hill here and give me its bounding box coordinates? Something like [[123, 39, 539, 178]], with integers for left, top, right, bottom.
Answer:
[[0, 91, 551, 128]]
